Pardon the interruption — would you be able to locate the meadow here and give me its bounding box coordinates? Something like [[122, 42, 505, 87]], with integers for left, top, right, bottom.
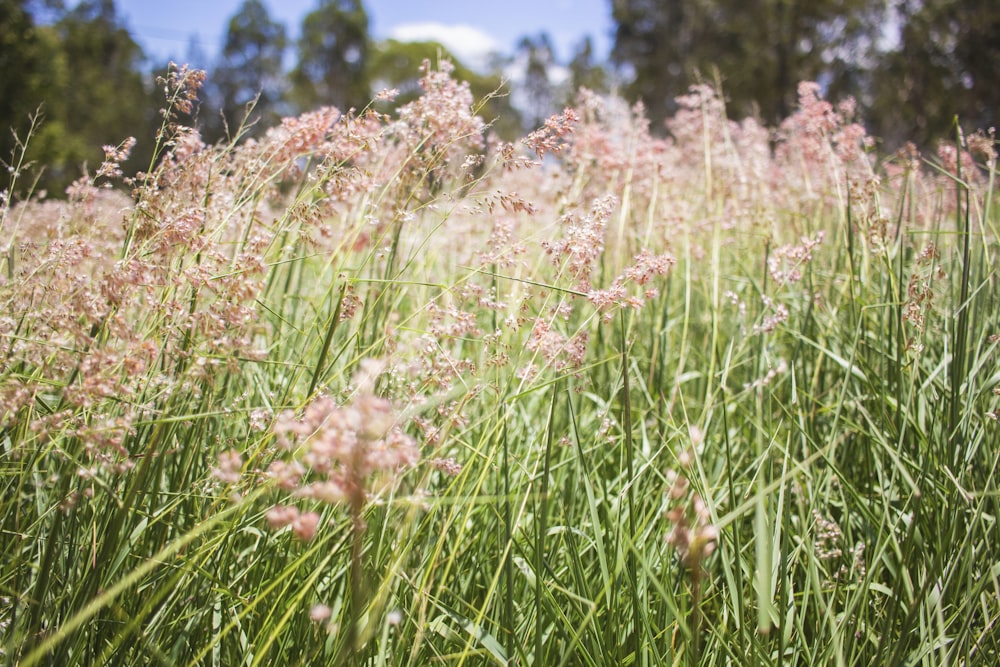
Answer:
[[1, 61, 998, 665]]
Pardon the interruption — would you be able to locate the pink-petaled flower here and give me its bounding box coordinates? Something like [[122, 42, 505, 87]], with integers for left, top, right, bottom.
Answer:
[[516, 363, 539, 383], [767, 232, 824, 286], [523, 107, 579, 159], [796, 81, 838, 136], [299, 480, 347, 504], [753, 297, 790, 334], [96, 137, 137, 180], [161, 62, 206, 117], [211, 449, 243, 484], [967, 128, 997, 167], [266, 359, 420, 541], [541, 195, 615, 290], [395, 59, 485, 157], [309, 604, 332, 622], [936, 141, 982, 185], [265, 505, 300, 529], [249, 408, 271, 432], [292, 511, 321, 541], [586, 248, 673, 315], [622, 249, 675, 286], [773, 79, 876, 187], [267, 460, 305, 490], [526, 318, 589, 371], [587, 283, 628, 310], [834, 122, 868, 164], [259, 106, 342, 170], [744, 359, 789, 391], [664, 484, 719, 568], [668, 83, 727, 149], [428, 457, 463, 476]]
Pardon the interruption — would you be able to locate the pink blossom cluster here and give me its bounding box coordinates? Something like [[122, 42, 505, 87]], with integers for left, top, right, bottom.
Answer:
[[587, 248, 675, 318], [767, 232, 825, 286], [664, 460, 718, 569], [541, 195, 616, 291], [264, 361, 419, 541], [523, 107, 579, 159]]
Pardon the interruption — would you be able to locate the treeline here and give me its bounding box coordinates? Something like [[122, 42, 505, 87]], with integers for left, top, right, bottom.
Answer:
[[0, 0, 531, 195], [610, 0, 999, 151], [2, 0, 997, 197]]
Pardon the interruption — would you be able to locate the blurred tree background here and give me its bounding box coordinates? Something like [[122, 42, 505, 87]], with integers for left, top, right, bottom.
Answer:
[[1, 0, 997, 198], [1, 0, 157, 194], [610, 0, 1000, 151], [208, 0, 288, 141], [290, 0, 369, 115], [610, 0, 889, 128]]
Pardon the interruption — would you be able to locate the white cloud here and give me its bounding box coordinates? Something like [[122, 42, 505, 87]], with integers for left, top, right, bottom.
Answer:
[[388, 22, 502, 72]]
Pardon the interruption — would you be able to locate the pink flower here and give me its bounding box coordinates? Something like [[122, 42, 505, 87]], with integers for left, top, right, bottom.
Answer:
[[292, 511, 321, 541], [265, 505, 299, 529], [210, 449, 243, 484], [309, 604, 332, 622]]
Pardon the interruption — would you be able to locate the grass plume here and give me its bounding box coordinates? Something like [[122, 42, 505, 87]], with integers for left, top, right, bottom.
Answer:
[[1, 62, 998, 665]]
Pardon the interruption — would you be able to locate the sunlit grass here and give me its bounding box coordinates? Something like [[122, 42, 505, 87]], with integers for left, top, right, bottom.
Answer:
[[1, 64, 998, 665]]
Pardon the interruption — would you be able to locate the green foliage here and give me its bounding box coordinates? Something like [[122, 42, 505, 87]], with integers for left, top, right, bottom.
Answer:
[[290, 0, 370, 113], [209, 0, 288, 141], [0, 0, 56, 169], [608, 0, 1000, 150], [57, 1, 153, 169], [610, 0, 888, 130], [2, 62, 998, 665], [1, 0, 154, 196], [4, 0, 999, 198], [566, 36, 608, 102], [870, 0, 1000, 149]]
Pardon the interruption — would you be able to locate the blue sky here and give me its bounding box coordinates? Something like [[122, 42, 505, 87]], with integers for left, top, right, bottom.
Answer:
[[113, 0, 613, 70]]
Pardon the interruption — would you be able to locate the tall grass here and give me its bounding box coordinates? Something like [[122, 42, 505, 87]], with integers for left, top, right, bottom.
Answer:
[[1, 64, 998, 665]]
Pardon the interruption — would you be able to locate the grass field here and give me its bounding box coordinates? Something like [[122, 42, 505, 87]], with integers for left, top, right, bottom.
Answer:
[[2, 63, 998, 665]]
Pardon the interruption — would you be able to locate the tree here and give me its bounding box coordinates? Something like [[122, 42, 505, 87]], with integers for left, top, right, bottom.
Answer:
[[515, 32, 561, 130], [0, 0, 60, 169], [567, 36, 608, 99], [610, 0, 888, 130], [290, 0, 370, 112], [210, 0, 287, 140], [1, 0, 154, 195], [870, 0, 1000, 150], [59, 0, 151, 155]]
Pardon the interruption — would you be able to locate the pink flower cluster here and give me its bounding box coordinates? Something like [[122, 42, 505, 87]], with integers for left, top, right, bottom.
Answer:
[[587, 248, 675, 318], [767, 232, 825, 287], [664, 459, 719, 568], [541, 195, 616, 291], [265, 361, 419, 540], [523, 107, 579, 159]]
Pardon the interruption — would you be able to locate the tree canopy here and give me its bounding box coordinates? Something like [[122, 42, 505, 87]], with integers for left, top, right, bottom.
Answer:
[[611, 0, 889, 129], [870, 0, 1000, 148], [2, 0, 997, 199], [210, 0, 288, 140], [290, 0, 370, 112], [609, 0, 998, 148], [1, 0, 154, 194]]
